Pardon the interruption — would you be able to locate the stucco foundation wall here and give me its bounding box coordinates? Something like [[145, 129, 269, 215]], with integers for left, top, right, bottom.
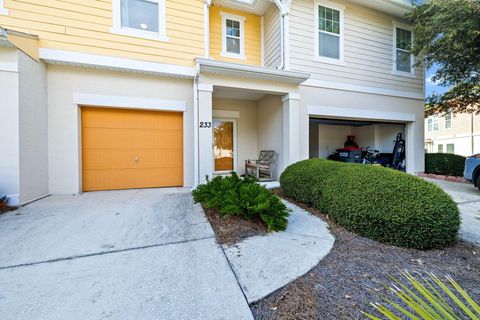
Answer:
[[213, 98, 258, 176], [47, 66, 194, 194], [0, 48, 20, 205], [301, 86, 425, 173], [18, 51, 49, 204], [257, 95, 283, 179]]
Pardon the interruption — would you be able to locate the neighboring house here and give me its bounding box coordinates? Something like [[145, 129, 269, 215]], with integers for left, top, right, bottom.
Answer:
[[0, 0, 424, 206], [425, 112, 480, 156]]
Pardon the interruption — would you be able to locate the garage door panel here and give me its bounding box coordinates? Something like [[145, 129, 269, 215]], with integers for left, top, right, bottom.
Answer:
[[83, 149, 183, 170], [82, 168, 183, 191], [83, 128, 183, 149], [81, 107, 183, 191], [82, 108, 183, 130]]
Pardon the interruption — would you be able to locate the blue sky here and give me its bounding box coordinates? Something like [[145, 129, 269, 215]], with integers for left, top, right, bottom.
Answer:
[[425, 65, 449, 97]]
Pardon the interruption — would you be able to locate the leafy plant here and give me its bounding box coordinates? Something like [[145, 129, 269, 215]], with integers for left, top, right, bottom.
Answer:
[[406, 0, 480, 115], [193, 173, 289, 231], [425, 153, 466, 177], [281, 159, 460, 249], [0, 194, 7, 203], [363, 271, 480, 320]]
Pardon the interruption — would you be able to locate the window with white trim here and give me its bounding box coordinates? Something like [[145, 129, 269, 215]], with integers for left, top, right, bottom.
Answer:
[[428, 116, 439, 132], [394, 26, 413, 73], [446, 143, 455, 154], [438, 144, 444, 153], [221, 12, 246, 59], [445, 112, 452, 129], [317, 5, 342, 60], [111, 0, 167, 41], [0, 0, 9, 15]]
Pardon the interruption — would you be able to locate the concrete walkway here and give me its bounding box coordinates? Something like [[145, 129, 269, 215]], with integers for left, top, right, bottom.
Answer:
[[0, 189, 253, 320], [223, 200, 335, 303], [425, 178, 480, 245]]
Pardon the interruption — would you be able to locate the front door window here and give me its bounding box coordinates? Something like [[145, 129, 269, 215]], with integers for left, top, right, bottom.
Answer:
[[213, 120, 235, 172]]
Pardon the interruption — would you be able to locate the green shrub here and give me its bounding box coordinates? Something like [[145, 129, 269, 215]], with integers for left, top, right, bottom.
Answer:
[[425, 153, 466, 177], [280, 159, 460, 249], [193, 173, 289, 232]]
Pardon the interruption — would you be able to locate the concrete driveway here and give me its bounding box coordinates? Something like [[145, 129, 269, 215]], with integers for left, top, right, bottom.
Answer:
[[0, 188, 253, 320], [425, 178, 480, 245]]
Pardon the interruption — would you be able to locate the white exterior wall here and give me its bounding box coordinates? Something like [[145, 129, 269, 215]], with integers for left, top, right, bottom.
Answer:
[[0, 48, 20, 205], [213, 98, 258, 175], [18, 51, 49, 204], [289, 0, 423, 94], [47, 65, 194, 194], [264, 4, 281, 68], [257, 94, 284, 179]]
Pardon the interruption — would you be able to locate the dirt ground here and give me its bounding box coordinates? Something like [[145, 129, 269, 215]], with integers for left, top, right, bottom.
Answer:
[[202, 205, 267, 245], [251, 190, 480, 320]]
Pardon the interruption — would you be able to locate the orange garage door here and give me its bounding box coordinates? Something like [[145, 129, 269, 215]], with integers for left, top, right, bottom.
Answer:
[[81, 107, 183, 191]]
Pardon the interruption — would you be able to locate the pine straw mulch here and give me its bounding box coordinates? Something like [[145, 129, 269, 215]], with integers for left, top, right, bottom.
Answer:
[[251, 189, 480, 320], [0, 205, 16, 215], [202, 204, 268, 246]]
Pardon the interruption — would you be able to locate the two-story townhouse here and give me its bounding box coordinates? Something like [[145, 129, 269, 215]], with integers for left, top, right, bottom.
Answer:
[[425, 112, 480, 156], [0, 0, 424, 206]]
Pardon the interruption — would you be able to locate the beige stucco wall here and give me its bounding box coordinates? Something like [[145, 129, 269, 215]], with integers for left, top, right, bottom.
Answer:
[[18, 51, 49, 204], [213, 98, 258, 175], [257, 94, 284, 179], [47, 65, 194, 194]]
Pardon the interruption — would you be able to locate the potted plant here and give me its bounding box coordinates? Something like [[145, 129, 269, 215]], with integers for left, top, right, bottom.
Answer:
[[0, 194, 8, 211]]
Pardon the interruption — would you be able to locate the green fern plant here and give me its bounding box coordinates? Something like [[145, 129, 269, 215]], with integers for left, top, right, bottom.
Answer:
[[192, 173, 289, 231], [363, 271, 480, 320]]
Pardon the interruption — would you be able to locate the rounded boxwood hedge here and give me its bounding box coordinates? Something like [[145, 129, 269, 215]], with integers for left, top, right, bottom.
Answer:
[[280, 159, 460, 249], [425, 153, 466, 177]]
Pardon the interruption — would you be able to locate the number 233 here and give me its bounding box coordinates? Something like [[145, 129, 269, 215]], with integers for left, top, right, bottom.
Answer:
[[199, 121, 212, 128]]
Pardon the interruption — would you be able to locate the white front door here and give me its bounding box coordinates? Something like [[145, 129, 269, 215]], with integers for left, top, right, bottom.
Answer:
[[213, 118, 237, 174]]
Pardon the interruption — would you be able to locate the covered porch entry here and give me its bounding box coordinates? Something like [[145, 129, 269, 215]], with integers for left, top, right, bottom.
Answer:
[[195, 59, 309, 185]]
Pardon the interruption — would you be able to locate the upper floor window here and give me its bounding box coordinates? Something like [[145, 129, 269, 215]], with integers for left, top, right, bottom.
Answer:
[[445, 112, 452, 129], [393, 24, 414, 74], [111, 0, 168, 41], [428, 116, 439, 132], [315, 1, 344, 63], [0, 0, 9, 15], [220, 12, 246, 59]]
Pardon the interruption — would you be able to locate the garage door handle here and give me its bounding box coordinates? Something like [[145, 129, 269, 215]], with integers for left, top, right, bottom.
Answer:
[[134, 157, 139, 163]]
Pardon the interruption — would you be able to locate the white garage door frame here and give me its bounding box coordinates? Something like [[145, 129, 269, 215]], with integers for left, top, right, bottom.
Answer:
[[307, 104, 418, 174], [73, 93, 187, 193]]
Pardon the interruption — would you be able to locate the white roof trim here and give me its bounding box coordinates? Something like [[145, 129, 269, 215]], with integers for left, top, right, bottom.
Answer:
[[196, 58, 309, 84], [39, 48, 196, 78]]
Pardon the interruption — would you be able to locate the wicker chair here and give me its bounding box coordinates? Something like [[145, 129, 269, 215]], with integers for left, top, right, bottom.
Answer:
[[245, 150, 276, 181]]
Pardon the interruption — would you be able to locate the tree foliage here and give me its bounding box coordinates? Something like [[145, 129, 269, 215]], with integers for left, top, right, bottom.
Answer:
[[406, 0, 480, 115]]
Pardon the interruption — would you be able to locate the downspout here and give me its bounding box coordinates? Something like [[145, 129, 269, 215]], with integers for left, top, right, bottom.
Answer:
[[273, 0, 286, 70]]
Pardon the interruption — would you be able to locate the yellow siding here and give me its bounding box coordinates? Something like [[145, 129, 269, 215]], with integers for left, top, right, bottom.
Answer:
[[209, 5, 262, 66], [0, 0, 204, 66]]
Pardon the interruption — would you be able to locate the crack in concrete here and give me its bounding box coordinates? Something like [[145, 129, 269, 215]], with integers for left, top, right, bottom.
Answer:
[[0, 235, 215, 271]]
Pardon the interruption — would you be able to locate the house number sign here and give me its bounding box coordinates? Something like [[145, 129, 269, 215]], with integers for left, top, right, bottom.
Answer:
[[199, 121, 212, 128]]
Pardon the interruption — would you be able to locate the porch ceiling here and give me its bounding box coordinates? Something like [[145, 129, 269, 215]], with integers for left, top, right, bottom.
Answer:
[[213, 86, 267, 101], [211, 0, 275, 15]]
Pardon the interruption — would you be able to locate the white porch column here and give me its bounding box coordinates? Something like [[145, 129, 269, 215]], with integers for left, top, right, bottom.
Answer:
[[282, 93, 301, 170], [197, 83, 214, 184], [405, 120, 425, 174]]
